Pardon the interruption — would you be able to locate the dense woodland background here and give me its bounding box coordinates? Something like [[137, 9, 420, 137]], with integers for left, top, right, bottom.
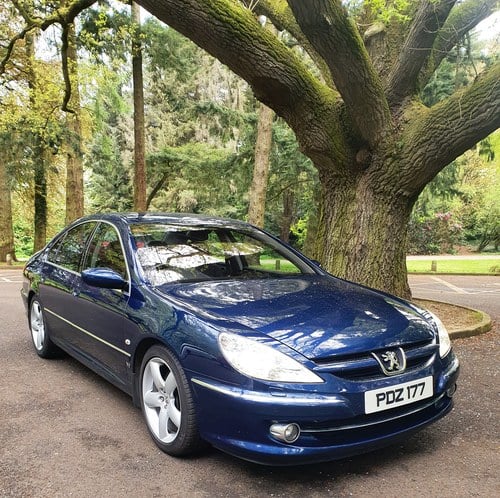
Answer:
[[0, 0, 498, 297]]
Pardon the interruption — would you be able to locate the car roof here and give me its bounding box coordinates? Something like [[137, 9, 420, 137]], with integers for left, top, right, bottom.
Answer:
[[76, 212, 252, 230]]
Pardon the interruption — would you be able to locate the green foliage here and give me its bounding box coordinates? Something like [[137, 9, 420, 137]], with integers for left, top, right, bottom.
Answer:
[[290, 218, 308, 248], [79, 3, 132, 65], [421, 28, 497, 107], [410, 132, 500, 253], [408, 211, 463, 255], [345, 0, 411, 23], [85, 69, 133, 213], [146, 143, 238, 215], [266, 119, 318, 243]]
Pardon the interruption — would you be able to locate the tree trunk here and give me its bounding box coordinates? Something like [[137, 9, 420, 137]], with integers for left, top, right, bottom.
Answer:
[[0, 158, 16, 262], [65, 22, 84, 224], [25, 32, 48, 254], [132, 2, 147, 212], [33, 148, 48, 253], [280, 189, 294, 243], [247, 102, 274, 227], [316, 170, 412, 298]]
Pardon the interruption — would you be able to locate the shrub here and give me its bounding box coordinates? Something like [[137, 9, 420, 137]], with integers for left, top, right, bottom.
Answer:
[[408, 212, 463, 254]]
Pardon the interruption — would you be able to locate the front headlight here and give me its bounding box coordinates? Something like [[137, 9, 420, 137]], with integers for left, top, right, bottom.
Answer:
[[428, 311, 452, 358], [218, 332, 324, 383]]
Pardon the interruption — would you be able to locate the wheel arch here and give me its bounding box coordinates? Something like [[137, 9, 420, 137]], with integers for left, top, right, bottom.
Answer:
[[26, 290, 38, 321], [131, 337, 171, 406]]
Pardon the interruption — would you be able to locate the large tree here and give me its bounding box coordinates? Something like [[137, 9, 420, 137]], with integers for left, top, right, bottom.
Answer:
[[2, 1, 498, 297], [132, 1, 147, 211], [132, 0, 499, 297]]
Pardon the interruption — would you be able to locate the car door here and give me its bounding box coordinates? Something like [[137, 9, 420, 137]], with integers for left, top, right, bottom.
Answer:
[[41, 222, 98, 347], [70, 222, 131, 386]]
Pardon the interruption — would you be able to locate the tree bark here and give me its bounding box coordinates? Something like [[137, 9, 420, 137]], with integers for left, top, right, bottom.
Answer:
[[316, 170, 413, 298], [386, 0, 456, 105], [64, 22, 84, 224], [288, 0, 393, 148], [279, 189, 295, 243], [33, 148, 48, 253], [248, 103, 274, 228], [132, 1, 147, 212], [0, 158, 16, 262]]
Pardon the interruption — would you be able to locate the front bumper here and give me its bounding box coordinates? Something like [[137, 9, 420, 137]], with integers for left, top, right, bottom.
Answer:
[[189, 353, 459, 465]]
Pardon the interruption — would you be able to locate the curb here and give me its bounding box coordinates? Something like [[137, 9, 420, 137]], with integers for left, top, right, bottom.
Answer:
[[415, 298, 492, 339]]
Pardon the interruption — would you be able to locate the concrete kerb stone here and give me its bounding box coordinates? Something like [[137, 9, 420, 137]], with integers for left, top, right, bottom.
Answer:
[[415, 298, 492, 339]]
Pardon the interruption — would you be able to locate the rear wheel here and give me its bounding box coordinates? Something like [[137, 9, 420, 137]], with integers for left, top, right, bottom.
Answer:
[[29, 298, 60, 358], [140, 345, 204, 456]]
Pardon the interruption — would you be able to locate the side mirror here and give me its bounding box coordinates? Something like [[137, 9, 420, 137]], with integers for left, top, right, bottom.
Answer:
[[81, 268, 127, 290]]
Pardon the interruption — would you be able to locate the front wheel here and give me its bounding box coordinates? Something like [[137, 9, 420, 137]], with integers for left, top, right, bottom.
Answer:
[[29, 298, 61, 358], [139, 345, 204, 456]]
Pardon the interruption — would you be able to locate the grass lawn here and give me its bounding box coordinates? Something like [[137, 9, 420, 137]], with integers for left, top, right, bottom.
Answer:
[[262, 258, 500, 275], [406, 259, 500, 274], [259, 259, 300, 272]]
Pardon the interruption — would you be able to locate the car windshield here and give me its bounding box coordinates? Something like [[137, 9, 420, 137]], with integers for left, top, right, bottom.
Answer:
[[130, 224, 314, 285]]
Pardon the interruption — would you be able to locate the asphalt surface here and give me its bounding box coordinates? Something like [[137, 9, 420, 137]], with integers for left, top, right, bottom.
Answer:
[[408, 274, 499, 322], [0, 271, 498, 497]]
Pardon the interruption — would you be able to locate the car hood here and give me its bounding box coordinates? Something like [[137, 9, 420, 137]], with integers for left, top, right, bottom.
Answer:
[[159, 276, 435, 360]]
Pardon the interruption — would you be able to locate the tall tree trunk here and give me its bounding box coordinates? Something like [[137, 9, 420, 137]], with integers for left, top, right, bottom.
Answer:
[[64, 22, 84, 224], [280, 189, 294, 243], [25, 32, 48, 253], [315, 169, 412, 298], [132, 2, 147, 211], [33, 148, 48, 252], [247, 103, 274, 227], [0, 158, 16, 262]]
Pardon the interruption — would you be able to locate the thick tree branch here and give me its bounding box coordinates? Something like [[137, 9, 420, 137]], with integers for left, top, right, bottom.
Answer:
[[420, 0, 498, 87], [287, 0, 393, 149], [402, 62, 500, 194], [137, 0, 351, 171], [254, 0, 333, 86], [386, 0, 456, 106], [0, 26, 32, 76]]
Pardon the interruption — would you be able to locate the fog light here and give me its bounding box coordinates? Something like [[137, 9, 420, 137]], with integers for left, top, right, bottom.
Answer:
[[446, 384, 457, 397], [270, 423, 301, 444]]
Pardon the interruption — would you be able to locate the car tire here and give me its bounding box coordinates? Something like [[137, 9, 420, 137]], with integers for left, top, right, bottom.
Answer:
[[139, 345, 204, 456], [29, 297, 61, 358]]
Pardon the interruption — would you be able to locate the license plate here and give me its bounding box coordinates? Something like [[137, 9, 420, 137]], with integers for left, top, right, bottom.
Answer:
[[364, 376, 433, 414]]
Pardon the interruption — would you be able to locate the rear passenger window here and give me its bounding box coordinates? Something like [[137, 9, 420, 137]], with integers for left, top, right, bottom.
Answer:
[[48, 222, 97, 272]]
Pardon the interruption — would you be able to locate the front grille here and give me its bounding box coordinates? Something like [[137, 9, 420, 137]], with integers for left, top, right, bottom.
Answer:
[[313, 340, 437, 381]]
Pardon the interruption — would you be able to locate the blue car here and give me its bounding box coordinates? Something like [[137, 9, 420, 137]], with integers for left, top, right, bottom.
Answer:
[[21, 213, 459, 465]]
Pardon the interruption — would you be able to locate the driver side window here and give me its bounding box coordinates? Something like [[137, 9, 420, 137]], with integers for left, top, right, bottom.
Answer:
[[83, 223, 127, 279]]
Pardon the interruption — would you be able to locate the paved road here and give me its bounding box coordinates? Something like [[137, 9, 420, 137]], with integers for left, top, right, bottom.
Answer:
[[408, 275, 499, 322], [0, 272, 498, 497]]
